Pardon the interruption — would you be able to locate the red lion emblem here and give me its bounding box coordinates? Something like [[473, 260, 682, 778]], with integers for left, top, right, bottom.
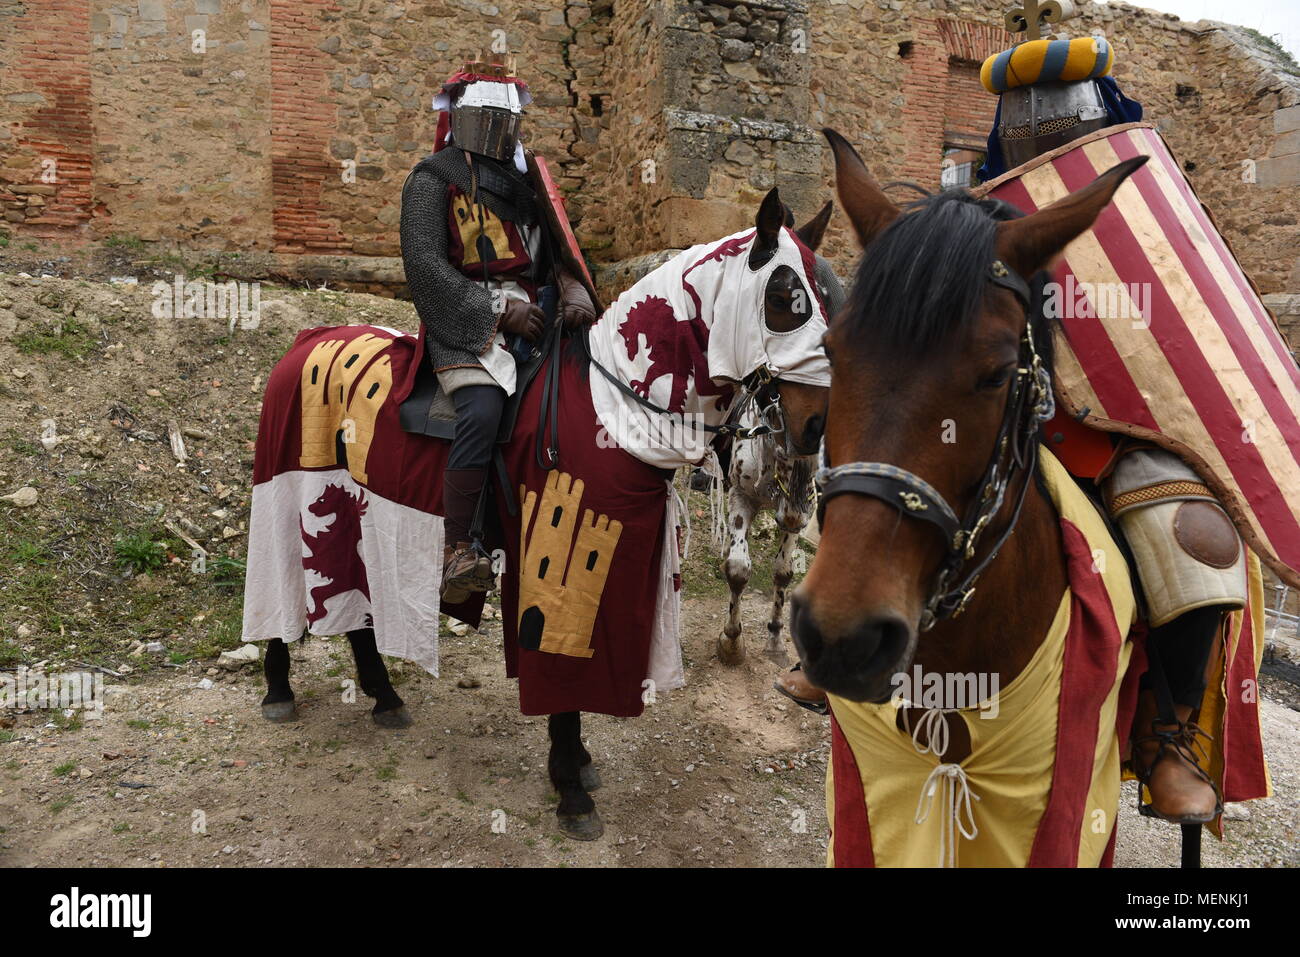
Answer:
[[301, 483, 370, 625], [616, 295, 732, 414]]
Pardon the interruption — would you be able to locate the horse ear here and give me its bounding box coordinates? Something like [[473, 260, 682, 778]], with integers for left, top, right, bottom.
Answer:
[[824, 128, 897, 248], [995, 156, 1148, 278], [794, 200, 834, 252], [756, 187, 785, 251]]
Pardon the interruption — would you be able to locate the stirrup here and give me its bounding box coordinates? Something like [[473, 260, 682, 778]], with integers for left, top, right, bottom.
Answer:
[[772, 662, 830, 716], [1132, 720, 1223, 824]]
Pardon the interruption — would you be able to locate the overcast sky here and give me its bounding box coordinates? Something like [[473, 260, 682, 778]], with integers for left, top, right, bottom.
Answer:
[[1109, 0, 1300, 59]]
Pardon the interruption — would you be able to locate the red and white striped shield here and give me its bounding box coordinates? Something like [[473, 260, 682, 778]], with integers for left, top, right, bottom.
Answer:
[[978, 122, 1300, 587]]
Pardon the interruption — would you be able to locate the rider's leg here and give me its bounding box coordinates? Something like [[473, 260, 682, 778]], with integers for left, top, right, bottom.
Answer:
[[1103, 445, 1243, 822], [1146, 605, 1220, 710], [1132, 605, 1224, 822], [442, 383, 506, 602]]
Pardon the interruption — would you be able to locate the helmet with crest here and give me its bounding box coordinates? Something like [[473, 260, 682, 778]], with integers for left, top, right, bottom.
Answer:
[[979, 2, 1120, 171], [432, 56, 532, 163]]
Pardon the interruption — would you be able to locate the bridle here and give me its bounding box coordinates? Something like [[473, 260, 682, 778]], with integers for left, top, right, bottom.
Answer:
[[814, 259, 1055, 631]]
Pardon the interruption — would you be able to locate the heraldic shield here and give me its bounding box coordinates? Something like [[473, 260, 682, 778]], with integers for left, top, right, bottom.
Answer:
[[976, 121, 1300, 588]]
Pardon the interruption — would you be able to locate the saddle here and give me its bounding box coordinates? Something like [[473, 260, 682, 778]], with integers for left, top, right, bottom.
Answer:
[[396, 339, 549, 447]]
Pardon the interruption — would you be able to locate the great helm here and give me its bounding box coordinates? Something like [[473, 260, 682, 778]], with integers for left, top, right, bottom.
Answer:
[[981, 35, 1115, 170], [997, 79, 1107, 168], [433, 57, 532, 162]]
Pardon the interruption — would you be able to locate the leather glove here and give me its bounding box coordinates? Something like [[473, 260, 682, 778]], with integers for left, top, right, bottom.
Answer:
[[499, 298, 546, 342], [558, 270, 598, 329]]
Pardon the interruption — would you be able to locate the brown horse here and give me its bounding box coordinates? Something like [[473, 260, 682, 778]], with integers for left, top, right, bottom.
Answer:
[[790, 129, 1151, 865], [792, 130, 1142, 702]]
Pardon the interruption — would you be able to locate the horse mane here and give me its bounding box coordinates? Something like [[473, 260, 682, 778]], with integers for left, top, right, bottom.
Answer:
[[844, 188, 1054, 372]]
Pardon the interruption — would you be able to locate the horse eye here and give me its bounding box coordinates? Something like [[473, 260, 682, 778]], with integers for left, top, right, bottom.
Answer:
[[978, 367, 1014, 390]]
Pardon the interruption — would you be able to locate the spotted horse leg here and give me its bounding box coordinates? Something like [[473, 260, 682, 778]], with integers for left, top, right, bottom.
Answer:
[[764, 527, 799, 665], [718, 491, 756, 665]]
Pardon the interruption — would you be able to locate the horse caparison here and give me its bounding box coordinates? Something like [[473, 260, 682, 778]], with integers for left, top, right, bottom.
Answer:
[[256, 187, 829, 842]]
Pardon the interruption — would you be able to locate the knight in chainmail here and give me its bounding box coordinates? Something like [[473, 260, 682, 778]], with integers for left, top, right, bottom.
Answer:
[[400, 62, 596, 603]]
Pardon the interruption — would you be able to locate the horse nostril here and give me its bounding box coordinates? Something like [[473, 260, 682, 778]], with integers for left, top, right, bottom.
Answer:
[[790, 594, 823, 663], [802, 415, 825, 452], [841, 615, 910, 673]]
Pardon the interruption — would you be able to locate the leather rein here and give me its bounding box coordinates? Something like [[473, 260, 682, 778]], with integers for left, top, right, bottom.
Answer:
[[814, 259, 1056, 631], [580, 328, 787, 444]]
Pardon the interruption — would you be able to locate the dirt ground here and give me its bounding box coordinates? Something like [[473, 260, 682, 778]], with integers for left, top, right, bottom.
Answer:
[[0, 266, 1296, 868], [1, 600, 1297, 868], [1, 592, 834, 868]]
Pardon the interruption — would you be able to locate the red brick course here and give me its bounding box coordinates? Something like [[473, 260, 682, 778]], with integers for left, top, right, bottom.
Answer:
[[1, 0, 94, 234], [270, 0, 350, 254]]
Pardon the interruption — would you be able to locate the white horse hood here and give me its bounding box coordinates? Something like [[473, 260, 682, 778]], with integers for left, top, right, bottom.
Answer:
[[695, 226, 832, 388], [588, 225, 830, 469]]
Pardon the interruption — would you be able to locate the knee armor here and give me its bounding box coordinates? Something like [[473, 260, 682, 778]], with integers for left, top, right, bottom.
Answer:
[[1103, 448, 1246, 626]]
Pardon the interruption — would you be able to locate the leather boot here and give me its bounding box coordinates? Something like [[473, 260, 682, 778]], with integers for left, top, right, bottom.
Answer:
[[441, 468, 495, 603], [773, 662, 829, 715], [441, 541, 495, 604], [1131, 689, 1222, 823]]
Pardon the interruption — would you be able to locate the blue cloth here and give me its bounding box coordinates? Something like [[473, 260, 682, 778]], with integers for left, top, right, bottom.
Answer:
[[976, 76, 1144, 182]]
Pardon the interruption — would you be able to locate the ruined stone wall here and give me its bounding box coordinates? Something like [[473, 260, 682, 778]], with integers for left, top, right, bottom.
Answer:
[[657, 0, 822, 245], [603, 0, 668, 260], [806, 1, 1300, 296], [273, 0, 606, 258], [92, 0, 272, 248], [0, 0, 1296, 307], [2, 0, 616, 259]]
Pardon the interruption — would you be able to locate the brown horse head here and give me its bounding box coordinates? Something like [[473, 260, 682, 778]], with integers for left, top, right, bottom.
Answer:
[[751, 188, 833, 455], [790, 129, 1145, 702]]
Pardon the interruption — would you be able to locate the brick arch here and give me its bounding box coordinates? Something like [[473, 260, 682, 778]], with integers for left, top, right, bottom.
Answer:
[[897, 18, 1014, 188], [936, 19, 1015, 65]]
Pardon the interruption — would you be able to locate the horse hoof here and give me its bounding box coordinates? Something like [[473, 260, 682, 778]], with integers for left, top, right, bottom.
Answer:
[[261, 701, 299, 723], [717, 636, 745, 666], [557, 809, 604, 842], [764, 645, 790, 666], [372, 705, 412, 729], [579, 762, 602, 792]]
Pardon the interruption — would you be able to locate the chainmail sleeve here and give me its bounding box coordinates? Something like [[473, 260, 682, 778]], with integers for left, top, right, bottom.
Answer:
[[399, 163, 501, 370]]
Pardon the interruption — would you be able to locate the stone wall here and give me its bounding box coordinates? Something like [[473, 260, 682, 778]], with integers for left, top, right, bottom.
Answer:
[[93, 0, 272, 248], [1, 0, 1297, 307], [805, 1, 1300, 295]]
